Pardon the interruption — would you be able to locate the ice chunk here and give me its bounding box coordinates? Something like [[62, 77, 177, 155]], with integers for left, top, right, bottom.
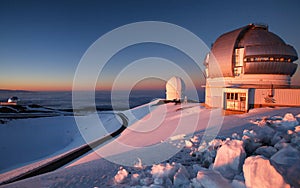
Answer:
[[153, 177, 164, 185], [191, 169, 231, 188], [131, 173, 140, 185], [185, 140, 193, 148], [213, 140, 246, 179], [231, 179, 246, 188], [114, 167, 129, 184], [232, 132, 241, 140], [151, 163, 178, 179], [173, 165, 190, 187], [140, 177, 153, 186], [271, 146, 300, 187], [254, 146, 277, 158], [281, 113, 299, 128], [243, 155, 290, 188], [294, 126, 300, 133]]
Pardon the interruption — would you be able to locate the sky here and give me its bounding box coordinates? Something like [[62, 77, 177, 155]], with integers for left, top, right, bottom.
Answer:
[[0, 0, 300, 91]]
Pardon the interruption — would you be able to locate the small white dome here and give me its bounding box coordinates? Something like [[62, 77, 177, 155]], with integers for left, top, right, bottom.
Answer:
[[166, 76, 185, 100], [8, 96, 19, 103]]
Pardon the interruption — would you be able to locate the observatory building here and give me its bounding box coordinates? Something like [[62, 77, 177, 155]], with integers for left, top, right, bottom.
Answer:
[[205, 24, 300, 112], [166, 76, 186, 101]]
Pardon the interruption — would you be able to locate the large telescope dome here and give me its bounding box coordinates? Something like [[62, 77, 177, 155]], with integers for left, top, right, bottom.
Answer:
[[206, 24, 298, 81]]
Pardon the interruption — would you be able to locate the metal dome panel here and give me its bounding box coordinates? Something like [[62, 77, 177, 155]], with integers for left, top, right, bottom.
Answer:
[[245, 45, 298, 60], [208, 25, 250, 78], [238, 28, 285, 47], [244, 62, 298, 76]]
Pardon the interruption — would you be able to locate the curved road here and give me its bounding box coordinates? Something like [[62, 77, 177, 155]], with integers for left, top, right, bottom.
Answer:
[[0, 113, 128, 186]]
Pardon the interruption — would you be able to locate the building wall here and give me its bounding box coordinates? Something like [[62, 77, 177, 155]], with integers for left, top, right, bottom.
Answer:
[[253, 89, 300, 107], [205, 86, 223, 108]]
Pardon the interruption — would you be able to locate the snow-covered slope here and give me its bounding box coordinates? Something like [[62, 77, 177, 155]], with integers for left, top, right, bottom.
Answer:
[[0, 113, 122, 176], [1, 103, 300, 188]]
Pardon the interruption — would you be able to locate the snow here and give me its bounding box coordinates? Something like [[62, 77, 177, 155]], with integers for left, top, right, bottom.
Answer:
[[0, 112, 122, 183], [1, 104, 300, 188]]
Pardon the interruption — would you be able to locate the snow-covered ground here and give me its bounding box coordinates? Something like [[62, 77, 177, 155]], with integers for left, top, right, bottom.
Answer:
[[1, 101, 300, 188], [0, 112, 123, 180]]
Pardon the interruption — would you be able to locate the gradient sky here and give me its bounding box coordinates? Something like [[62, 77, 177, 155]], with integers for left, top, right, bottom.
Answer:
[[1, 0, 300, 91]]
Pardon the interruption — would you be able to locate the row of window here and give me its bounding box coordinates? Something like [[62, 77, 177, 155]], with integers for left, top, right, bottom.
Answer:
[[244, 57, 292, 62], [226, 92, 246, 101]]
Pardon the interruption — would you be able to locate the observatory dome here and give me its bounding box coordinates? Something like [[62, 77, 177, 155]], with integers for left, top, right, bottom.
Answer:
[[166, 76, 185, 101], [8, 96, 19, 103], [206, 24, 298, 79]]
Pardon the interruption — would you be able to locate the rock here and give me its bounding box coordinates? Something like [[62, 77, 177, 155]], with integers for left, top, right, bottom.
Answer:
[[270, 132, 283, 146], [233, 173, 245, 181], [192, 164, 207, 174], [231, 179, 246, 188], [291, 132, 300, 149], [274, 138, 289, 150], [114, 168, 129, 184], [140, 177, 153, 186], [282, 113, 299, 127], [173, 165, 190, 187], [130, 173, 140, 185], [151, 163, 178, 179], [198, 141, 208, 152], [208, 139, 224, 150], [256, 126, 276, 145], [153, 177, 164, 185], [243, 138, 262, 154], [254, 146, 277, 158], [242, 126, 275, 145], [165, 178, 173, 187], [294, 125, 300, 133], [201, 150, 215, 168], [149, 184, 164, 188], [185, 140, 193, 148], [243, 155, 290, 188], [243, 129, 257, 140], [213, 140, 246, 179], [232, 132, 241, 140], [191, 169, 231, 188], [191, 135, 199, 143], [271, 146, 300, 187]]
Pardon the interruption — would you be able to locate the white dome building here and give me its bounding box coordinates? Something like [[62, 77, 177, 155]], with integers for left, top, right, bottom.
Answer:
[[8, 96, 19, 103], [166, 76, 186, 101]]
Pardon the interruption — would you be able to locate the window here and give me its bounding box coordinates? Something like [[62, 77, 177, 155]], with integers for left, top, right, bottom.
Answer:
[[244, 56, 291, 63], [227, 93, 231, 99], [234, 93, 238, 100]]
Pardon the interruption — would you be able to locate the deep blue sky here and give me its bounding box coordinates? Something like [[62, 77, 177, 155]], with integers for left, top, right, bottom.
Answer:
[[1, 0, 299, 90]]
